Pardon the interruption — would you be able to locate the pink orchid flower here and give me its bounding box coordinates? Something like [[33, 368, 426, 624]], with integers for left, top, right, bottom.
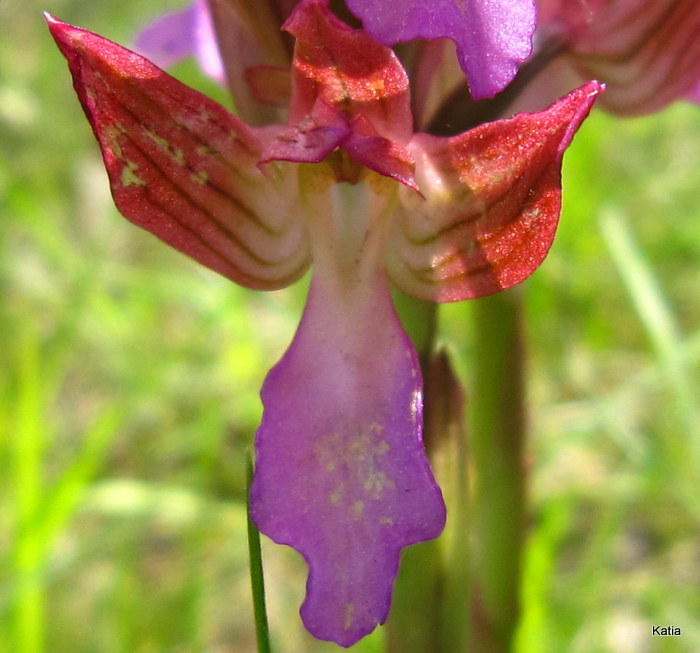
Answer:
[[48, 0, 599, 645], [132, 0, 226, 85]]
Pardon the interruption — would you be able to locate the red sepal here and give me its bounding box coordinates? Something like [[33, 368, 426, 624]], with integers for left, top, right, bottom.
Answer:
[[47, 14, 309, 290], [386, 81, 603, 302]]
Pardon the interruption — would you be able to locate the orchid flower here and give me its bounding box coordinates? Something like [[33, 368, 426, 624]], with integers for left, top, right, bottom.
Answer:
[[48, 0, 600, 646]]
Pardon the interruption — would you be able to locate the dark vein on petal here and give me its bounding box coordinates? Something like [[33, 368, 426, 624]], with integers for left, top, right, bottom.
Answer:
[[122, 131, 306, 271], [104, 77, 280, 235]]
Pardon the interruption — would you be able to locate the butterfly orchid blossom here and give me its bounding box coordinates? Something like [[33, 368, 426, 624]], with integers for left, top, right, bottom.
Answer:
[[135, 0, 700, 125], [48, 0, 600, 645]]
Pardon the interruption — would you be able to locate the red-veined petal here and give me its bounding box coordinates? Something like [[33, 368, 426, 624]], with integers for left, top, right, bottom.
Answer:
[[284, 0, 415, 176]]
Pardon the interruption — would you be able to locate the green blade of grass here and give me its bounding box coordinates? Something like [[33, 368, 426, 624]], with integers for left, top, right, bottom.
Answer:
[[246, 452, 272, 653], [600, 208, 700, 510], [11, 328, 45, 653], [30, 407, 121, 556], [600, 208, 695, 425], [600, 209, 695, 427]]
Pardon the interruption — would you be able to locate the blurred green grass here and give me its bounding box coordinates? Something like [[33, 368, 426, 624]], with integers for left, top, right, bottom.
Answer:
[[1, 1, 699, 652]]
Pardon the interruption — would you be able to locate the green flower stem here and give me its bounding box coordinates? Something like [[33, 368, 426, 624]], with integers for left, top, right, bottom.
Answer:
[[388, 287, 526, 653], [468, 289, 526, 653], [385, 539, 443, 653], [388, 292, 471, 652], [426, 349, 471, 653], [386, 291, 444, 652], [391, 288, 438, 370]]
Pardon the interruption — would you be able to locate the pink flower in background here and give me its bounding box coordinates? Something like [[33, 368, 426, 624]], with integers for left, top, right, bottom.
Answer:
[[49, 0, 599, 645], [133, 0, 225, 84], [538, 0, 700, 114]]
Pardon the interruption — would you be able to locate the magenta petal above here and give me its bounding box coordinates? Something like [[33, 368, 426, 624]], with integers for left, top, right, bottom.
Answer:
[[345, 0, 536, 98]]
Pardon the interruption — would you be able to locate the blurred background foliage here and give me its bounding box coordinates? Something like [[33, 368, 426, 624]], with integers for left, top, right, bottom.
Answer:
[[1, 1, 699, 652]]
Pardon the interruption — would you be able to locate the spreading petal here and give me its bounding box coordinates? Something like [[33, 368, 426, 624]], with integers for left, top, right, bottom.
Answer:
[[250, 178, 446, 647], [345, 0, 536, 99], [386, 81, 603, 302], [47, 15, 310, 290]]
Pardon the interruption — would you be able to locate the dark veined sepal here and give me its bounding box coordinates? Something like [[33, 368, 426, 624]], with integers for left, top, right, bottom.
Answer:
[[47, 14, 310, 290], [386, 81, 603, 302]]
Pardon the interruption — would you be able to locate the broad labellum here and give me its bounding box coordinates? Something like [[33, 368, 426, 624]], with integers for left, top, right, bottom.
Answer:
[[48, 0, 600, 645]]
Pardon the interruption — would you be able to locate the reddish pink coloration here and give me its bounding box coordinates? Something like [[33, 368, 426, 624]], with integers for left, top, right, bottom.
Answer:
[[47, 6, 602, 305], [258, 99, 352, 164], [285, 0, 413, 145], [282, 0, 417, 188], [386, 81, 603, 301]]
